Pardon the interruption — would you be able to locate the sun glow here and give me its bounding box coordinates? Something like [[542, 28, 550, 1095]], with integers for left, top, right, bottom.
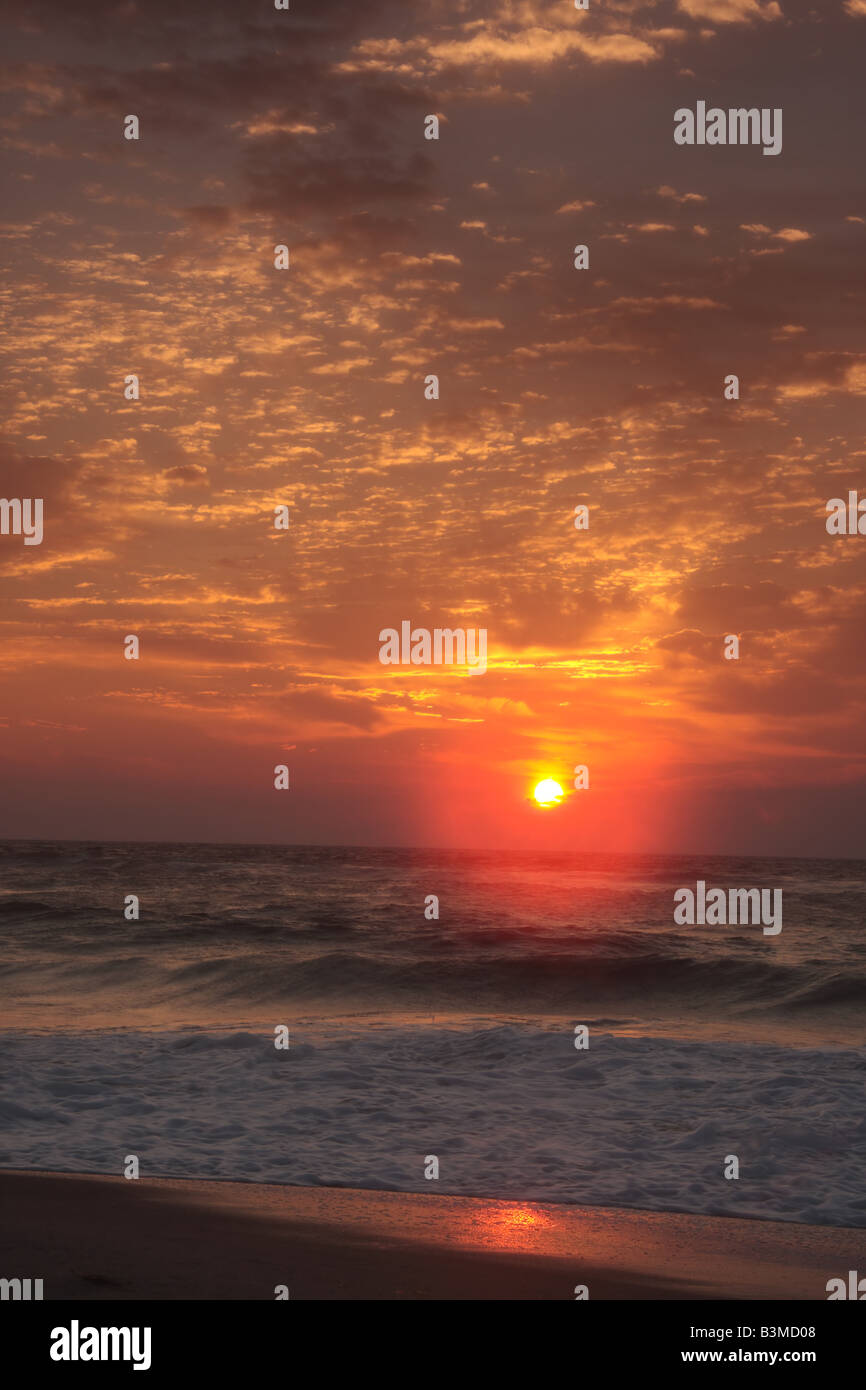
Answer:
[[533, 778, 564, 806]]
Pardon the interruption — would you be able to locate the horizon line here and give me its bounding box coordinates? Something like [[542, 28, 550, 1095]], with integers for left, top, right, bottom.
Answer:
[[1, 835, 863, 864]]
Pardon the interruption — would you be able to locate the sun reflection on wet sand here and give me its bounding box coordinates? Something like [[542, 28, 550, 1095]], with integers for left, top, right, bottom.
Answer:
[[455, 1202, 555, 1252]]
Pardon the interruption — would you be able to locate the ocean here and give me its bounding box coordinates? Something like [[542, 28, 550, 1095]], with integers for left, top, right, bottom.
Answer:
[[1, 840, 864, 1226]]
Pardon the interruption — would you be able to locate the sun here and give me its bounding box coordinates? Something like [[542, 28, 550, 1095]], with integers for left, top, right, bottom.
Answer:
[[533, 778, 564, 807]]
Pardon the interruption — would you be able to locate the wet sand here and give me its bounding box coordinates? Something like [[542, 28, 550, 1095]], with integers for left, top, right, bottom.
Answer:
[[1, 1170, 860, 1299]]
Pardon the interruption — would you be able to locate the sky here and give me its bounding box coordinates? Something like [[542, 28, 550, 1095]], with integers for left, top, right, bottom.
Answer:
[[1, 0, 865, 855]]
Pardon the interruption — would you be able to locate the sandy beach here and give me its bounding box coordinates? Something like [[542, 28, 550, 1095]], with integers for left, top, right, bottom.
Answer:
[[1, 1170, 860, 1300]]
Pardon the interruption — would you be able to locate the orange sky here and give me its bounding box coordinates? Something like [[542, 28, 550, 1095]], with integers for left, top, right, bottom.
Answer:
[[1, 0, 865, 853]]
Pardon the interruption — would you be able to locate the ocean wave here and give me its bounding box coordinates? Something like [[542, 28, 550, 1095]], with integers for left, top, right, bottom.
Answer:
[[1, 841, 863, 1043], [1, 1023, 863, 1227], [3, 944, 863, 1024]]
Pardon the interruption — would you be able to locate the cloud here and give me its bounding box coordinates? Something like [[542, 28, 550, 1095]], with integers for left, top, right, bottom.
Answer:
[[677, 0, 783, 22], [429, 28, 659, 68], [309, 357, 374, 375], [655, 186, 706, 204], [342, 25, 658, 78], [163, 464, 209, 485], [609, 294, 725, 311], [741, 224, 812, 242], [776, 358, 866, 400]]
